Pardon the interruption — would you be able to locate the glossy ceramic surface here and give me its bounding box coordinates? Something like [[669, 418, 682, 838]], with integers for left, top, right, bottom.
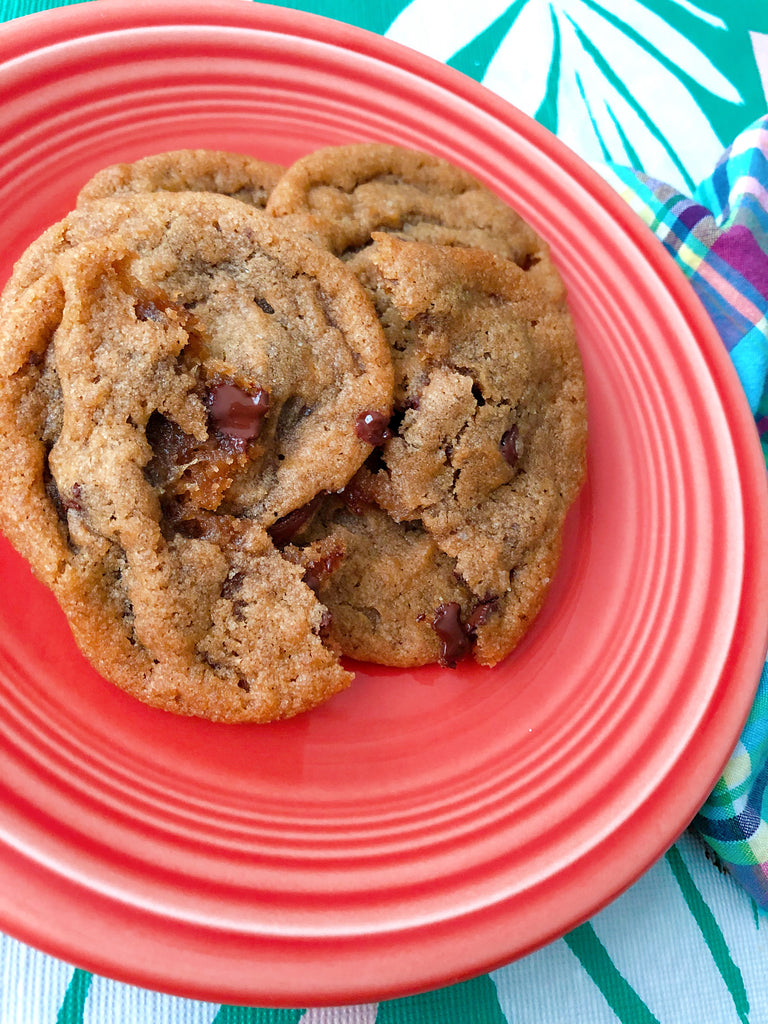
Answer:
[[0, 0, 766, 1007]]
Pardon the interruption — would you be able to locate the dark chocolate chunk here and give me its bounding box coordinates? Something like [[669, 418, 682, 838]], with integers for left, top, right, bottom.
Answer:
[[355, 410, 392, 446], [173, 512, 245, 547], [145, 413, 196, 490], [465, 596, 499, 634], [207, 382, 270, 447], [221, 571, 245, 600], [302, 547, 344, 594], [432, 601, 472, 668], [268, 494, 323, 547], [338, 471, 378, 514], [500, 424, 521, 467]]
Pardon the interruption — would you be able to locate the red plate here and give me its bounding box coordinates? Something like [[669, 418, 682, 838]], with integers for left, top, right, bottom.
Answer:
[[0, 0, 766, 1008]]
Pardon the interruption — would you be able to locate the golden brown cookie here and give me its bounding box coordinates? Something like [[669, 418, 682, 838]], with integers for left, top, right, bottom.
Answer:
[[1, 191, 394, 525], [266, 142, 547, 268], [286, 234, 587, 668], [265, 143, 585, 669], [289, 500, 475, 667], [0, 141, 586, 712], [77, 148, 284, 208], [0, 192, 394, 721]]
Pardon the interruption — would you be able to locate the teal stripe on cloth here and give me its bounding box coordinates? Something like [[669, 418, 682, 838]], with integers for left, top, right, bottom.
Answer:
[[665, 847, 750, 1024], [377, 974, 507, 1024], [263, 0, 408, 35], [0, 0, 84, 15], [563, 924, 660, 1024], [446, 1, 526, 81], [212, 1008, 304, 1023], [55, 969, 92, 1024]]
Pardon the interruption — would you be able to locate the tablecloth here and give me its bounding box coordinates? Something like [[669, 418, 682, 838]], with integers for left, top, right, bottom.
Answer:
[[1, 1, 767, 1022]]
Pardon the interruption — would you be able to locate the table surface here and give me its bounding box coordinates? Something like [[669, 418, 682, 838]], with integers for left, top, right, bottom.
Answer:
[[0, 2, 767, 1023]]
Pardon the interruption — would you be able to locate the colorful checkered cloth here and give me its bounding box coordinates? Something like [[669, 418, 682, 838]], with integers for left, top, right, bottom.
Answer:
[[608, 115, 768, 908]]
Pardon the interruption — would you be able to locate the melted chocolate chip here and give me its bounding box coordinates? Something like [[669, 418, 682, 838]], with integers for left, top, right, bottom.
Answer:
[[465, 596, 499, 634], [174, 512, 245, 547], [145, 413, 196, 489], [338, 484, 367, 515], [172, 517, 209, 541], [430, 596, 499, 667], [146, 410, 251, 525], [355, 410, 392, 446], [338, 471, 378, 514], [207, 382, 270, 448], [432, 602, 472, 669], [302, 547, 344, 594], [500, 424, 522, 467], [268, 495, 323, 547], [514, 251, 541, 272]]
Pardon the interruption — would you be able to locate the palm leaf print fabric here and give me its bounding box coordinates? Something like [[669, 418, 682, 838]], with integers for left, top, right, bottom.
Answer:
[[1, 1, 768, 1023], [386, 0, 768, 192]]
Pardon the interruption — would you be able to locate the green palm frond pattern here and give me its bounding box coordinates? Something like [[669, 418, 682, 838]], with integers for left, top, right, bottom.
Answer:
[[1, 2, 767, 1023], [386, 0, 768, 190]]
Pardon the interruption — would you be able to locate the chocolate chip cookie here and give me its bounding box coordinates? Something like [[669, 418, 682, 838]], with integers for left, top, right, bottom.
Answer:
[[2, 191, 394, 525], [77, 148, 283, 208], [0, 142, 587, 717], [0, 192, 393, 721], [286, 233, 587, 668], [265, 142, 546, 266]]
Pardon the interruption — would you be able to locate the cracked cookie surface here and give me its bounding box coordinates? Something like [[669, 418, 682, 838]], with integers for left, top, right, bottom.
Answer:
[[77, 148, 284, 208], [1, 191, 394, 526], [265, 143, 586, 667], [0, 143, 587, 715], [0, 192, 393, 721], [266, 142, 548, 269], [288, 234, 587, 668]]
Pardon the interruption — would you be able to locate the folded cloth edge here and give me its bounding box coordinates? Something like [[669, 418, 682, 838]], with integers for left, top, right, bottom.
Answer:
[[604, 114, 768, 907]]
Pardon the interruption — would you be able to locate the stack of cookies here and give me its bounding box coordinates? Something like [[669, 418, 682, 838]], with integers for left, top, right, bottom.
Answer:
[[0, 145, 587, 722]]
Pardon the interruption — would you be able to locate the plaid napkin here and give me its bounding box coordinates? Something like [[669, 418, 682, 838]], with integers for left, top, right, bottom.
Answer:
[[607, 115, 768, 908]]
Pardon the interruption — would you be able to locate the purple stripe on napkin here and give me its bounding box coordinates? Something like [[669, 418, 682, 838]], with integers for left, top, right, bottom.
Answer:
[[711, 225, 768, 302]]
